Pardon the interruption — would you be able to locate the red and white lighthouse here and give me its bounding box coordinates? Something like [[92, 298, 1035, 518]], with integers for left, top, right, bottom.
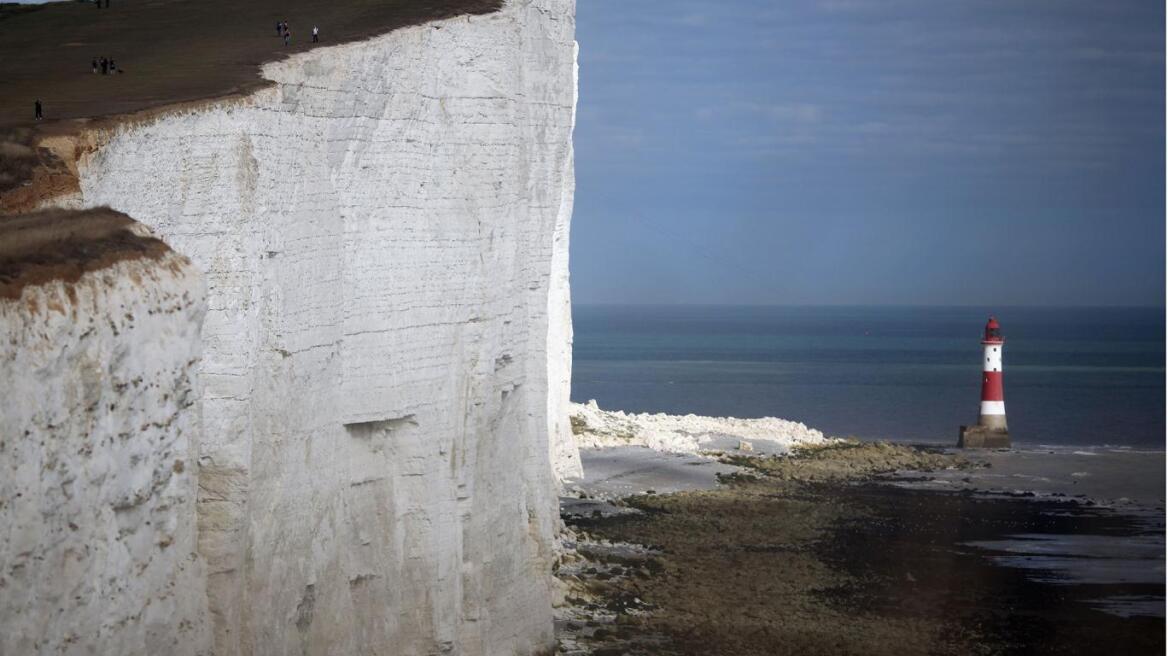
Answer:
[[958, 316, 1011, 448], [978, 316, 1007, 431]]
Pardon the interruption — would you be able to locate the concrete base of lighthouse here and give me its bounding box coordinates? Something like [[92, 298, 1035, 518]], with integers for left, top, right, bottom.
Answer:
[[957, 425, 1011, 449]]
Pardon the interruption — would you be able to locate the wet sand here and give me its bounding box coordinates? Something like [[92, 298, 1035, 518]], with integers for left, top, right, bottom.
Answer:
[[900, 445, 1165, 508], [564, 446, 740, 501], [557, 443, 1165, 655]]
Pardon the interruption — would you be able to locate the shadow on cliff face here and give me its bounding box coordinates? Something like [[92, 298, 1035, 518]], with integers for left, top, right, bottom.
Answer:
[[560, 446, 1165, 655]]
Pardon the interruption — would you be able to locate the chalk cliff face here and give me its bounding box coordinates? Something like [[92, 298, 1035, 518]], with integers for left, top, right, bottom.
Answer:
[[14, 0, 581, 653], [548, 41, 582, 482], [0, 217, 210, 655]]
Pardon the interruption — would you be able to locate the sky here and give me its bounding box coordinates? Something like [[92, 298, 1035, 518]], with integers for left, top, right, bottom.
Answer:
[[571, 0, 1166, 306]]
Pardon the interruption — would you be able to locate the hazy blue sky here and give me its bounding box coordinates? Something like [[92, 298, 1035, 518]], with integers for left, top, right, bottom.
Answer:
[[571, 0, 1165, 306]]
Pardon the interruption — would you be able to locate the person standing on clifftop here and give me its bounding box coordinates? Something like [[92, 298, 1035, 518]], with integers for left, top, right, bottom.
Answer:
[[34, 100, 42, 121], [92, 57, 98, 74], [312, 25, 319, 43], [284, 29, 291, 46]]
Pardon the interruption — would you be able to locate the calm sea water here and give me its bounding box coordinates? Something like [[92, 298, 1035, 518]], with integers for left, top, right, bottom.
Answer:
[[570, 305, 1166, 447]]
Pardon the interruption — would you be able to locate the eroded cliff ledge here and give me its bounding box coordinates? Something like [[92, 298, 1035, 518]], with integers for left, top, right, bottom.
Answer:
[[1, 209, 209, 655], [0, 1, 578, 653]]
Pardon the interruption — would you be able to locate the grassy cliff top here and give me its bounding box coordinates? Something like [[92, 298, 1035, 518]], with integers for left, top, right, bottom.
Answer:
[[0, 207, 173, 299], [0, 0, 502, 126], [0, 0, 502, 207]]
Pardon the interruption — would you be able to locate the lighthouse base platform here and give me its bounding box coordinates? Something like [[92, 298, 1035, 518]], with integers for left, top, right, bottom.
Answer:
[[958, 425, 1011, 449]]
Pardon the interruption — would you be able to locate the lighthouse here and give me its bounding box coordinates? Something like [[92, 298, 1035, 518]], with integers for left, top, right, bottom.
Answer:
[[958, 316, 1011, 448]]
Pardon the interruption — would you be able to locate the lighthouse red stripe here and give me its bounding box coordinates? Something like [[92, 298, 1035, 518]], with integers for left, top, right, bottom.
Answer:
[[981, 371, 1004, 402]]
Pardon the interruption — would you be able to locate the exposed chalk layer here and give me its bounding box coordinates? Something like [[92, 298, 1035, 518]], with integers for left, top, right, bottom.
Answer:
[[0, 226, 211, 655], [61, 1, 578, 653]]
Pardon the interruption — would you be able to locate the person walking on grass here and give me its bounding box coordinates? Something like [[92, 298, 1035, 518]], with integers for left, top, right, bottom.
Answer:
[[312, 25, 319, 43], [34, 100, 42, 121]]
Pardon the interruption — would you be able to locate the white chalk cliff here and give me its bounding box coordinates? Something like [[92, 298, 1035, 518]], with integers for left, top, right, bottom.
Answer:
[[2, 0, 579, 653], [1, 237, 211, 656]]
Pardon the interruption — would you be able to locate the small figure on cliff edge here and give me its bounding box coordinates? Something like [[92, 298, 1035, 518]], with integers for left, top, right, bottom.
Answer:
[[312, 25, 319, 43], [34, 99, 43, 121], [284, 29, 291, 46], [92, 57, 98, 74]]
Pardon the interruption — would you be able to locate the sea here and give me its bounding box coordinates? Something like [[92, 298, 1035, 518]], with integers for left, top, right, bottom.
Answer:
[[570, 305, 1166, 449]]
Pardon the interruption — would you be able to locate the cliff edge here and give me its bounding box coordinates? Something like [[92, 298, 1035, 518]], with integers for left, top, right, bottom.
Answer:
[[0, 1, 578, 653]]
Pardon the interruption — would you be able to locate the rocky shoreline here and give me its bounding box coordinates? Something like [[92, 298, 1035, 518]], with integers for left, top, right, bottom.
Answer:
[[555, 442, 1164, 655]]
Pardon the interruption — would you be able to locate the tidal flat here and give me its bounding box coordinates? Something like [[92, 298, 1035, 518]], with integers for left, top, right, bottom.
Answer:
[[557, 443, 1165, 655]]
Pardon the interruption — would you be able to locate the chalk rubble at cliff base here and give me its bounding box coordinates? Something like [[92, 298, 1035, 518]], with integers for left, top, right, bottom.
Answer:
[[569, 400, 830, 457]]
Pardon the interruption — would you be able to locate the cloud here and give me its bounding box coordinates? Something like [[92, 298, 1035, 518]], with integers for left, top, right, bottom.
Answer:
[[852, 121, 892, 135], [817, 0, 873, 12], [759, 102, 823, 123], [695, 102, 825, 124], [595, 126, 646, 148], [676, 13, 709, 27]]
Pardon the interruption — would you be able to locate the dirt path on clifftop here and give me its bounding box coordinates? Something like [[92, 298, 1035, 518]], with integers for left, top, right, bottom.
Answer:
[[559, 443, 1165, 655]]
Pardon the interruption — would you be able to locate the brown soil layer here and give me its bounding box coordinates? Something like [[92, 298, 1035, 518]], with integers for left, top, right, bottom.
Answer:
[[0, 207, 171, 299], [563, 443, 1165, 655]]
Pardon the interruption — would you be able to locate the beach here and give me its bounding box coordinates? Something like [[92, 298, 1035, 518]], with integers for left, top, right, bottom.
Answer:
[[555, 405, 1166, 655]]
